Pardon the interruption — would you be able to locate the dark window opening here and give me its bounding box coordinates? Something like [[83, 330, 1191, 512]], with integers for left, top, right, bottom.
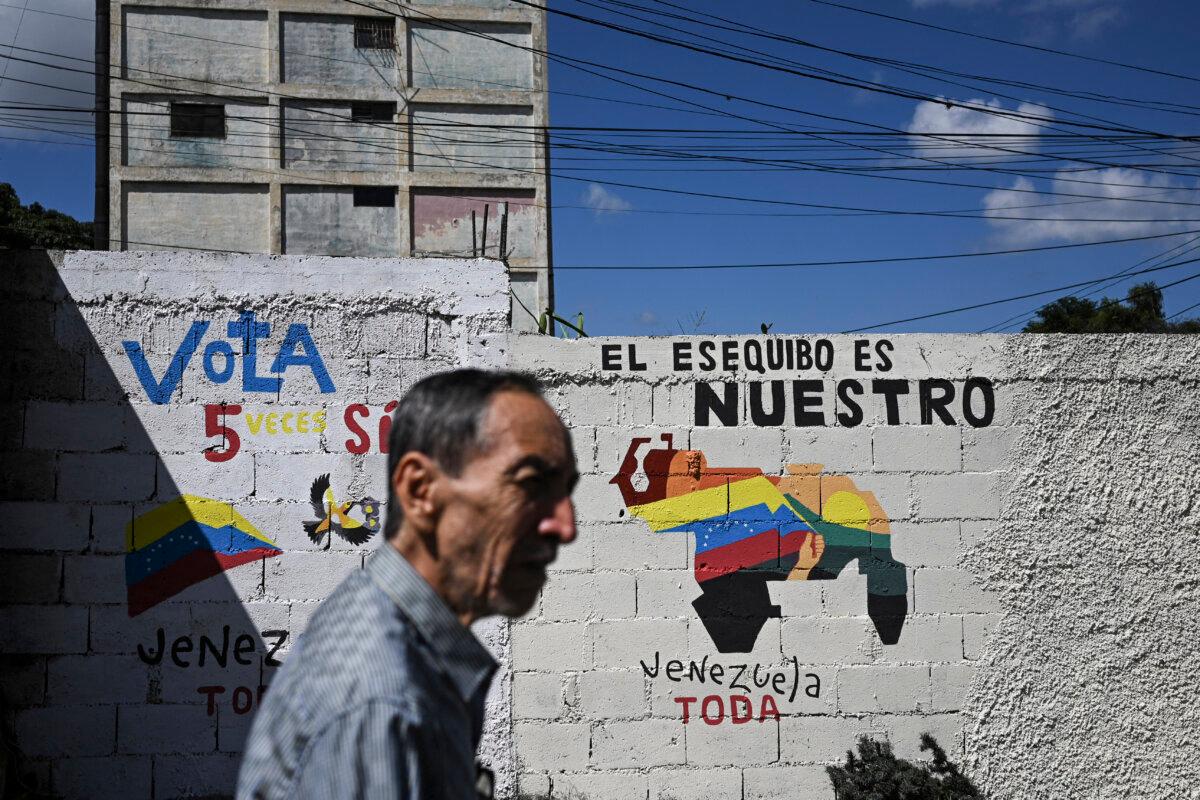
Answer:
[[353, 187, 396, 207], [354, 17, 395, 49], [351, 102, 394, 123], [170, 103, 226, 138]]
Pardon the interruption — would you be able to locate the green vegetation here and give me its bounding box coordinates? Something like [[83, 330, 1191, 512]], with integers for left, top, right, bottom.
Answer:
[[1023, 281, 1200, 333], [826, 735, 981, 800], [0, 182, 94, 250]]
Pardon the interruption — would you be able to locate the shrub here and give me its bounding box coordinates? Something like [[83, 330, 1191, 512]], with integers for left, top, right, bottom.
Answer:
[[826, 734, 981, 800]]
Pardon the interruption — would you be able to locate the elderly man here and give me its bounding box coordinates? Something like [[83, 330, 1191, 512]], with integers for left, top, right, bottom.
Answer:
[[237, 369, 578, 799]]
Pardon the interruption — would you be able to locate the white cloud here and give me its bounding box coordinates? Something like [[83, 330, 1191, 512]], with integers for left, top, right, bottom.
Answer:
[[582, 183, 632, 215], [982, 168, 1198, 246], [906, 97, 1053, 160]]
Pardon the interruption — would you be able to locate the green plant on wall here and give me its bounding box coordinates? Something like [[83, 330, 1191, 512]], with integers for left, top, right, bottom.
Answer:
[[827, 735, 981, 800]]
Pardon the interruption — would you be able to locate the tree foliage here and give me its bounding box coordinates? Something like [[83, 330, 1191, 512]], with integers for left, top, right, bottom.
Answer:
[[826, 735, 981, 800], [1023, 281, 1200, 333], [0, 182, 94, 250]]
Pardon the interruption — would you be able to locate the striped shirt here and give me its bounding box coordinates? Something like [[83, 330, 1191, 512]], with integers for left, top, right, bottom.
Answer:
[[237, 543, 498, 800]]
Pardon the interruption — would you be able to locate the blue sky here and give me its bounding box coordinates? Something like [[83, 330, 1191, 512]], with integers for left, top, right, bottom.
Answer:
[[4, 0, 1200, 334]]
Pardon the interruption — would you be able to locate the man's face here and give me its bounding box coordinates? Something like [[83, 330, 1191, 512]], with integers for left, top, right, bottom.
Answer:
[[434, 390, 578, 619]]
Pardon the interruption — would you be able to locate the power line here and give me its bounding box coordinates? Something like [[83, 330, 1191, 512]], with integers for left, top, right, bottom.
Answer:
[[804, 0, 1200, 86], [552, 228, 1200, 270], [843, 259, 1200, 333]]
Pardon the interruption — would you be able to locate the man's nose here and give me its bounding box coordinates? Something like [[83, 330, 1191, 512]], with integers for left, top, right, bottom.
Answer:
[[539, 494, 577, 544]]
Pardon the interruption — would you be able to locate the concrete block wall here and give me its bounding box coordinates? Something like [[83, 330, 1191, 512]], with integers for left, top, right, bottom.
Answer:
[[0, 251, 511, 800], [508, 332, 1200, 800]]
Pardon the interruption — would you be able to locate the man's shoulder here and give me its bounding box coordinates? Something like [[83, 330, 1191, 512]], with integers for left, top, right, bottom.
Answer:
[[277, 568, 436, 714]]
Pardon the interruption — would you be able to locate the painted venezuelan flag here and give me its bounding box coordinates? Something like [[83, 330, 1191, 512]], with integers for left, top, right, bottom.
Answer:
[[125, 495, 281, 616]]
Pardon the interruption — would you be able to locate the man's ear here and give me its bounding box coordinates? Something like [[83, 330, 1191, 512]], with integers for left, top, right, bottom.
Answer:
[[392, 452, 442, 536]]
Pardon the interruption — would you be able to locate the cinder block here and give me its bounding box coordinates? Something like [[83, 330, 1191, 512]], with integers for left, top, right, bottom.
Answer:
[[155, 453, 256, 503], [963, 613, 1001, 660], [555, 771, 648, 800], [913, 474, 1000, 520], [651, 382, 694, 427], [0, 451, 57, 501], [568, 424, 596, 474], [23, 401, 126, 452], [781, 618, 874, 665], [517, 772, 551, 798], [636, 570, 701, 619], [834, 472, 911, 522], [514, 722, 590, 771], [617, 381, 654, 426], [511, 621, 588, 672], [881, 712, 965, 761], [52, 756, 152, 800], [958, 520, 994, 550], [0, 606, 88, 655], [15, 705, 115, 757], [547, 383, 618, 426], [253, 453, 354, 505], [359, 312, 427, 358], [218, 707, 255, 753], [264, 551, 362, 602], [648, 767, 741, 800], [90, 503, 134, 553], [871, 426, 961, 472], [152, 753, 240, 798], [58, 453, 155, 503], [837, 665, 930, 714], [931, 663, 973, 712], [685, 713, 778, 766], [0, 554, 62, 602], [890, 521, 961, 568], [592, 719, 684, 768], [742, 764, 832, 800], [768, 581, 824, 618], [595, 523, 688, 572], [540, 572, 635, 621], [0, 401, 24, 450], [780, 714, 884, 764], [48, 654, 149, 704], [572, 474, 626, 523], [0, 655, 46, 706], [914, 569, 1000, 614], [513, 672, 563, 720], [594, 425, 689, 476], [547, 523, 593, 572], [89, 603, 190, 655], [117, 704, 216, 754], [820, 572, 869, 617], [874, 615, 963, 664], [7, 348, 84, 402], [688, 427, 783, 475], [688, 617, 782, 664], [590, 619, 688, 669], [961, 425, 1013, 472], [63, 554, 126, 604], [577, 670, 646, 720], [159, 659, 262, 706], [785, 428, 872, 473]]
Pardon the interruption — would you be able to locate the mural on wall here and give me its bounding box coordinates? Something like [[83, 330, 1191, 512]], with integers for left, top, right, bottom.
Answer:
[[303, 473, 381, 547], [613, 434, 908, 653], [125, 495, 283, 616]]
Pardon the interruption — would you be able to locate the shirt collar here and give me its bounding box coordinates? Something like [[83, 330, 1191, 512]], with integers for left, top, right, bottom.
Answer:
[[366, 543, 498, 704]]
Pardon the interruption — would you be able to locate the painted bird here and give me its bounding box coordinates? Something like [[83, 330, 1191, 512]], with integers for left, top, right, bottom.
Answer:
[[303, 474, 380, 547]]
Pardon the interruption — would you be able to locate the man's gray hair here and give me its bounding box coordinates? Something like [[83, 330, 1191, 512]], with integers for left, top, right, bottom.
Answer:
[[383, 368, 543, 538]]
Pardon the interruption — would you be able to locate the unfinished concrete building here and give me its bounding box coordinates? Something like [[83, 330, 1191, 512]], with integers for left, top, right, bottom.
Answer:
[[96, 0, 552, 329]]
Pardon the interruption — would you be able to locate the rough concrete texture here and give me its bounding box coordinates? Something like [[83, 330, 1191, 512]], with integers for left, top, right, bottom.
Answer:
[[282, 187, 400, 257], [123, 183, 270, 253], [7, 252, 1196, 799], [0, 250, 512, 800], [506, 333, 1200, 800], [408, 21, 534, 90]]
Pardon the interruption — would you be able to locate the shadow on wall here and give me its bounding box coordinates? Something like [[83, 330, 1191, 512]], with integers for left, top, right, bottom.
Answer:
[[0, 251, 279, 799]]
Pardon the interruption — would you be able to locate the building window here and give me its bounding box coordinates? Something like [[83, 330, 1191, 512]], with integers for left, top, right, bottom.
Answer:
[[351, 102, 394, 123], [353, 187, 396, 207], [354, 17, 395, 49], [169, 103, 226, 138]]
